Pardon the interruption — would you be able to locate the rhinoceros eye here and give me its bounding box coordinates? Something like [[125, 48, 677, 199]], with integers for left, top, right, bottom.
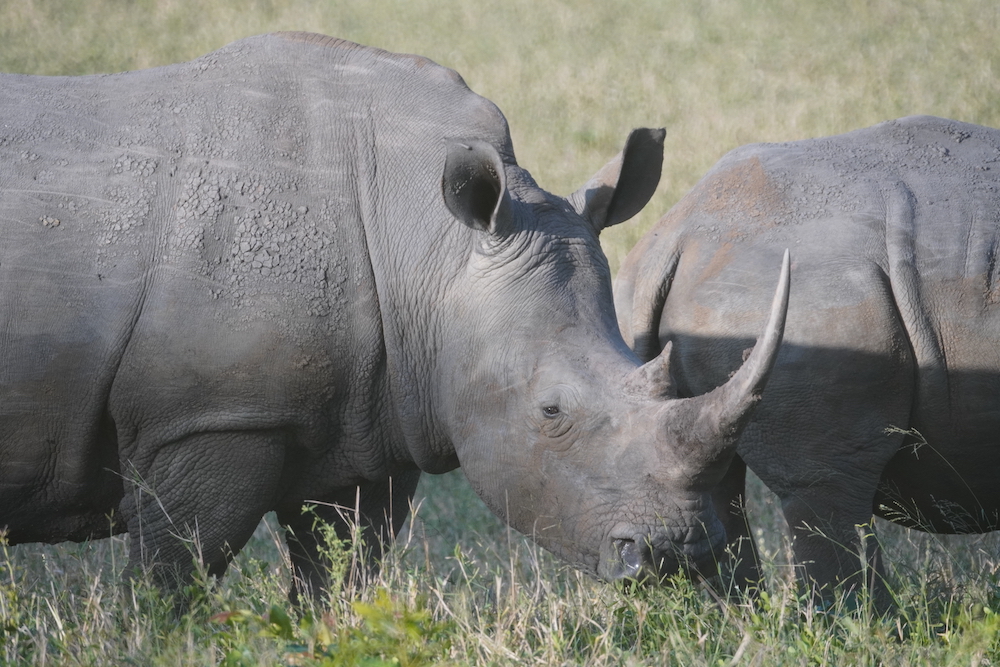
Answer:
[[542, 405, 561, 418]]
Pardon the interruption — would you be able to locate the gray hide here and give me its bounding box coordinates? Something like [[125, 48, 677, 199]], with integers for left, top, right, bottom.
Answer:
[[0, 32, 788, 600], [616, 115, 1000, 607]]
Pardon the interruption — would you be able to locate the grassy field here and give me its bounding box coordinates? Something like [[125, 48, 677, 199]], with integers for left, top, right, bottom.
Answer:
[[3, 0, 1000, 664]]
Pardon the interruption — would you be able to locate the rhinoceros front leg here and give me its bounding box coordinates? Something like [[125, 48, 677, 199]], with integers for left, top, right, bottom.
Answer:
[[120, 430, 287, 592], [278, 469, 421, 605], [766, 416, 909, 613], [710, 455, 763, 597], [780, 485, 891, 613]]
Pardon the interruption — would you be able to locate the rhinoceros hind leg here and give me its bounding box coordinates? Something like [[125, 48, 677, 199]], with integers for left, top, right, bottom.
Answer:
[[120, 430, 286, 593], [279, 469, 421, 606]]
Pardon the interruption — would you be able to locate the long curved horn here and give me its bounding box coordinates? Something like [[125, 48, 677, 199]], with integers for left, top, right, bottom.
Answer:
[[673, 250, 790, 462]]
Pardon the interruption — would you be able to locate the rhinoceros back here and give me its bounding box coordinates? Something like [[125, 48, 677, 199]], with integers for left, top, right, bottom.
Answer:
[[619, 115, 1000, 532], [0, 33, 509, 542], [707, 117, 1000, 444]]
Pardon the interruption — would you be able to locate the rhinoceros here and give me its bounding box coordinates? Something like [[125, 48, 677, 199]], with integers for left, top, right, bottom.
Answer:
[[615, 115, 1000, 607], [0, 32, 789, 600]]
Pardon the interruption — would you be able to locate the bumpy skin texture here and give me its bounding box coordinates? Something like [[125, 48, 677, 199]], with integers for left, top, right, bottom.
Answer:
[[616, 116, 1000, 607], [1, 32, 769, 600]]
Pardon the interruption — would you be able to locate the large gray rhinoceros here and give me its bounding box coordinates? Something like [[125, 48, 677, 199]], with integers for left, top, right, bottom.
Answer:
[[0, 32, 789, 600], [616, 115, 1000, 607]]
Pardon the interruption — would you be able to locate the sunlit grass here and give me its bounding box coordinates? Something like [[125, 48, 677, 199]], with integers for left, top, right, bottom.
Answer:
[[3, 472, 1000, 664], [3, 0, 1000, 663]]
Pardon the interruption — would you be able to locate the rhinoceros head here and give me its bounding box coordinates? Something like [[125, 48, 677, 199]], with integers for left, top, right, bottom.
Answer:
[[435, 128, 789, 583]]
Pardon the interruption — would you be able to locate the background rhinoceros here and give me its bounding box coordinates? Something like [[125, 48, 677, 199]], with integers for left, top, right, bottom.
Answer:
[[0, 32, 788, 601], [616, 115, 1000, 609]]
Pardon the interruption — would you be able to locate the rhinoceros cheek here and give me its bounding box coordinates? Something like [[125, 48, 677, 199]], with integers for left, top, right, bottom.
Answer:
[[661, 513, 729, 580]]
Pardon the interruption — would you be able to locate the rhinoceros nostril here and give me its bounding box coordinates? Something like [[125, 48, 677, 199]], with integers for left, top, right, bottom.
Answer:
[[614, 538, 645, 576]]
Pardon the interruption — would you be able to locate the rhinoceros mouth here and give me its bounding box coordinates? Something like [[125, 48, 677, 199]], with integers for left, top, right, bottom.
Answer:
[[614, 538, 645, 579], [596, 536, 649, 581], [599, 524, 725, 584]]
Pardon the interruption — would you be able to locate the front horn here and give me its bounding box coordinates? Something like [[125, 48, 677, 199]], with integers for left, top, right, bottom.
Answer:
[[672, 249, 790, 462]]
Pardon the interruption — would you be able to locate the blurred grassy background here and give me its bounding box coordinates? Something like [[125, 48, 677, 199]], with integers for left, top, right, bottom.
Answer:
[[3, 2, 1000, 663], [4, 0, 998, 272]]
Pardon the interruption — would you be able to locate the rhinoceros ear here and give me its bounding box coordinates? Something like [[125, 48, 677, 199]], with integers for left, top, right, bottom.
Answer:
[[568, 127, 665, 231], [442, 139, 512, 234]]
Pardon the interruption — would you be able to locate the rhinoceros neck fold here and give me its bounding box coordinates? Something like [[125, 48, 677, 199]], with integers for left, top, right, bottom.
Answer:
[[351, 185, 471, 475]]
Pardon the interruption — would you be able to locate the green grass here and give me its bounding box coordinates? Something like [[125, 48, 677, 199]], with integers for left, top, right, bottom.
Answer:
[[4, 472, 1000, 665], [3, 0, 1000, 664]]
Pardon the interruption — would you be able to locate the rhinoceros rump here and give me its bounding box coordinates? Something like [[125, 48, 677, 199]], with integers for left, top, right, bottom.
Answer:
[[616, 115, 1000, 608], [0, 32, 786, 601]]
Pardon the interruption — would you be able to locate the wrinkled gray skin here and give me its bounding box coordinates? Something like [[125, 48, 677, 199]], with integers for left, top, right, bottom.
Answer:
[[0, 32, 788, 601], [616, 115, 1000, 609]]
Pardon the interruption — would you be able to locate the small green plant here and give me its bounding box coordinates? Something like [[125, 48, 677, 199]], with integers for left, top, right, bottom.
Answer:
[[212, 589, 455, 667], [211, 510, 455, 666]]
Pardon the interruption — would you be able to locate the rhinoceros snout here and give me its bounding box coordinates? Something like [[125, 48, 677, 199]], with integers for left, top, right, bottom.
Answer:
[[598, 537, 651, 581], [600, 528, 724, 584]]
